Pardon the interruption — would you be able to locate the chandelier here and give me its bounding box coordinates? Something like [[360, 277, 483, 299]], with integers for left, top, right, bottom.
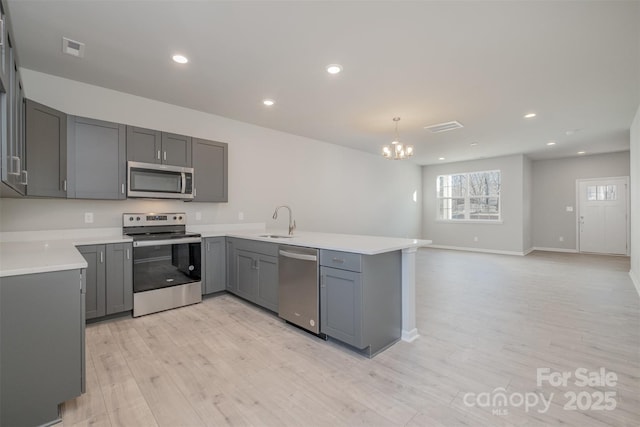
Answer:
[[382, 117, 413, 159]]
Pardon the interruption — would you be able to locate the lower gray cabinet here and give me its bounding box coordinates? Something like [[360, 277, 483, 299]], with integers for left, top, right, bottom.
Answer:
[[319, 249, 402, 357], [67, 116, 126, 200], [0, 269, 84, 427], [227, 238, 279, 312], [202, 236, 226, 295], [320, 266, 363, 348], [78, 243, 133, 320]]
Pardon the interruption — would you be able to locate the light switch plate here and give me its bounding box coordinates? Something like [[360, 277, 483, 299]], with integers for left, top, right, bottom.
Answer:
[[195, 212, 202, 221], [566, 206, 574, 212], [238, 212, 244, 221]]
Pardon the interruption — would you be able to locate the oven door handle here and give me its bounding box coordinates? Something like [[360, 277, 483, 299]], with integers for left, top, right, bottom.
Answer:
[[181, 172, 186, 194], [133, 237, 202, 247]]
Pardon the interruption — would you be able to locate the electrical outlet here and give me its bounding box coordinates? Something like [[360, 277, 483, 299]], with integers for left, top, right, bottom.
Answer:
[[566, 206, 574, 212], [559, 236, 564, 242], [473, 236, 479, 242], [238, 212, 244, 221], [84, 212, 94, 224], [195, 212, 202, 221]]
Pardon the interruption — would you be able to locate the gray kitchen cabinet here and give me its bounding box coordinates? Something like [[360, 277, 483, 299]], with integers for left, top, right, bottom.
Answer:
[[162, 132, 192, 167], [126, 126, 191, 167], [1, 37, 26, 196], [192, 138, 228, 202], [79, 245, 106, 319], [320, 249, 402, 357], [227, 238, 279, 312], [106, 243, 133, 314], [0, 268, 85, 427], [67, 116, 126, 199], [25, 99, 67, 197], [0, 4, 8, 86], [202, 236, 226, 295], [78, 243, 133, 320], [226, 238, 235, 291], [126, 125, 161, 164]]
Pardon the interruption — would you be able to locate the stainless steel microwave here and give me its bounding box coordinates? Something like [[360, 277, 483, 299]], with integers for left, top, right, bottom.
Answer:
[[127, 161, 194, 200]]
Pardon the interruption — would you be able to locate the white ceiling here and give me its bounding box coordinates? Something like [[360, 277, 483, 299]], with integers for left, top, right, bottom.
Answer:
[[6, 1, 640, 165]]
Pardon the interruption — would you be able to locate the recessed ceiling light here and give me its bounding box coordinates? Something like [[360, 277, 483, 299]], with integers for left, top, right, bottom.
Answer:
[[326, 64, 342, 74], [172, 54, 188, 64], [470, 142, 479, 147], [263, 99, 275, 106], [546, 141, 556, 146], [438, 157, 445, 161], [524, 113, 537, 119], [577, 151, 586, 155]]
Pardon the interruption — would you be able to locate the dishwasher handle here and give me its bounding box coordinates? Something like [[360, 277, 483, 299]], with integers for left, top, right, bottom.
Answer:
[[279, 249, 317, 262]]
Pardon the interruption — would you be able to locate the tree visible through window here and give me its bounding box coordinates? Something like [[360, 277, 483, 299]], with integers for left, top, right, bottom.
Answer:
[[437, 170, 501, 221]]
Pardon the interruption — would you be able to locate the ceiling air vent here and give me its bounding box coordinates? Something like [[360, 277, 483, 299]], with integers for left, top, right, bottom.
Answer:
[[424, 121, 464, 133], [62, 37, 85, 58]]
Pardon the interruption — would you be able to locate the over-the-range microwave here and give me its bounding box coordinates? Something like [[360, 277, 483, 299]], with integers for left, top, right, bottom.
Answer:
[[127, 161, 194, 200]]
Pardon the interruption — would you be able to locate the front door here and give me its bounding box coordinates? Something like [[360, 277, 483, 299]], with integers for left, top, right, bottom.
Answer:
[[577, 177, 629, 255]]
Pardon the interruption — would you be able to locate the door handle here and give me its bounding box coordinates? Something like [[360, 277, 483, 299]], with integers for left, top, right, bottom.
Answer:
[[100, 251, 104, 264], [163, 151, 167, 161], [63, 179, 67, 191], [126, 249, 130, 260], [20, 170, 28, 185], [121, 183, 125, 194], [157, 150, 161, 160], [9, 156, 20, 175]]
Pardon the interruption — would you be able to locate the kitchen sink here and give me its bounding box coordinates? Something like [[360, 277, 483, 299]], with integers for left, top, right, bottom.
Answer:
[[259, 234, 293, 239]]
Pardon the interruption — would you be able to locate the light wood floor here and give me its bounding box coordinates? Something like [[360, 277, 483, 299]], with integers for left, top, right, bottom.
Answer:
[[60, 249, 640, 427]]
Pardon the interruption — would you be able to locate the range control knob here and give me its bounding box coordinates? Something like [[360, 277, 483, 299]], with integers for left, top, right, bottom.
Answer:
[[129, 217, 134, 221], [178, 216, 183, 220], [173, 216, 177, 220], [136, 217, 141, 221]]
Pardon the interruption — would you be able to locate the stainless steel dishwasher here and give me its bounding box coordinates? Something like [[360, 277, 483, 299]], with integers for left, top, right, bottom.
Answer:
[[278, 245, 320, 334]]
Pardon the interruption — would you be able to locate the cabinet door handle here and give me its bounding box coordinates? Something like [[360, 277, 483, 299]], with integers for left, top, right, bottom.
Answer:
[[163, 151, 167, 161], [207, 242, 210, 252], [320, 275, 325, 288], [121, 183, 125, 194], [100, 251, 104, 263], [20, 170, 28, 185], [332, 258, 345, 264], [0, 19, 4, 47], [126, 249, 130, 260], [157, 150, 161, 160], [63, 179, 67, 191], [193, 188, 197, 198]]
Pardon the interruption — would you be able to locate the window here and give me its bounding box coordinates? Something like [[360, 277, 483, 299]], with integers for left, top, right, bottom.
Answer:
[[587, 185, 617, 201], [437, 170, 501, 221]]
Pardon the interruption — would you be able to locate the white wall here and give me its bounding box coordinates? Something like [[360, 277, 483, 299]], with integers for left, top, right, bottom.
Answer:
[[0, 70, 422, 238], [531, 151, 630, 251], [523, 155, 533, 252], [630, 105, 640, 293], [422, 154, 528, 254]]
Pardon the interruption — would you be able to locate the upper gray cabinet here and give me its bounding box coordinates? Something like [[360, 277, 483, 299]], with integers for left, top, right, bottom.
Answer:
[[1, 35, 26, 196], [161, 132, 191, 167], [192, 138, 228, 202], [126, 126, 191, 167], [126, 126, 161, 164], [67, 116, 126, 200], [25, 99, 67, 197]]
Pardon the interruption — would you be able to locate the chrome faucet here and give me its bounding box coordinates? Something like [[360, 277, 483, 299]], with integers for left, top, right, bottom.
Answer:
[[272, 205, 296, 235]]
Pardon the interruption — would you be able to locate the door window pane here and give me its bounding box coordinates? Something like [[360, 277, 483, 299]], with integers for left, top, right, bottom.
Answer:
[[587, 186, 597, 201]]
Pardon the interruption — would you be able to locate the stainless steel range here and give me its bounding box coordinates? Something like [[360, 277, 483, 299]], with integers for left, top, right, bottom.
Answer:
[[123, 213, 202, 317]]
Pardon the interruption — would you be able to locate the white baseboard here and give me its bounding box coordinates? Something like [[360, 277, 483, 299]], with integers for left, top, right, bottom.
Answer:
[[401, 328, 419, 343], [523, 247, 534, 256], [630, 270, 640, 298], [531, 246, 579, 254], [427, 244, 528, 256]]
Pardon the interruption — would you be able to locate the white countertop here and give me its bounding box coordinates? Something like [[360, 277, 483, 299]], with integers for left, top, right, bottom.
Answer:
[[0, 228, 132, 277], [0, 225, 430, 277], [224, 230, 431, 255]]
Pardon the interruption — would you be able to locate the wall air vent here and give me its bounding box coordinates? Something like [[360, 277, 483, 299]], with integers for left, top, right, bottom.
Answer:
[[62, 37, 85, 58], [424, 121, 464, 133]]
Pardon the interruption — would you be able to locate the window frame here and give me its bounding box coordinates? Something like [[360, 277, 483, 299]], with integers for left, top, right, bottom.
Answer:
[[436, 169, 502, 222]]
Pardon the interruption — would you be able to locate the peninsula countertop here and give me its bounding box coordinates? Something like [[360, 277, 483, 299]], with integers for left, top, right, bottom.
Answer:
[[0, 226, 430, 277]]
